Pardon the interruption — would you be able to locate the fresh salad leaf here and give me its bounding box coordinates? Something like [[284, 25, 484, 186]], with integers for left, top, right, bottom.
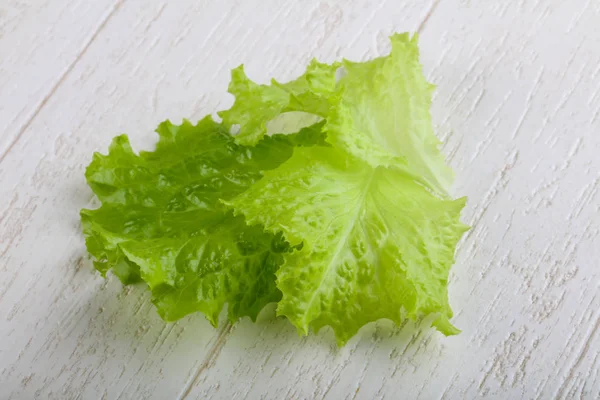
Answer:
[[226, 146, 467, 345], [326, 33, 454, 196], [218, 59, 340, 146], [81, 32, 468, 345], [81, 117, 324, 324]]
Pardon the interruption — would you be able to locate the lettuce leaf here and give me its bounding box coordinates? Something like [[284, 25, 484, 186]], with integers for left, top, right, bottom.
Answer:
[[226, 147, 467, 345], [325, 33, 454, 196], [218, 33, 452, 196], [224, 33, 467, 343], [81, 32, 467, 345], [218, 59, 340, 146], [81, 117, 323, 324]]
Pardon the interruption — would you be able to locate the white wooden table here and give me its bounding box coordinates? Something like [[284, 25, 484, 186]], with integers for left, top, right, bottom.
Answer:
[[2, 1, 599, 399]]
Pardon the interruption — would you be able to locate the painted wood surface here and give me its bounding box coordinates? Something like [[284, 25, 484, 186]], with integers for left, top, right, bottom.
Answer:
[[1, 1, 599, 399]]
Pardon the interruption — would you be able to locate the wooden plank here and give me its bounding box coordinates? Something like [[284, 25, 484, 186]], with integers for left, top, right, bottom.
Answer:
[[1, 0, 599, 399], [0, 0, 121, 161]]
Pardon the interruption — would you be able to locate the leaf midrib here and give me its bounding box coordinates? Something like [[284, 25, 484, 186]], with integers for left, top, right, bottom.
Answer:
[[301, 169, 376, 327]]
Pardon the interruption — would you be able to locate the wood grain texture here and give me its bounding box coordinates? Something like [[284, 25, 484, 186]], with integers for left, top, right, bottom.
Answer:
[[0, 0, 122, 162], [1, 0, 599, 399]]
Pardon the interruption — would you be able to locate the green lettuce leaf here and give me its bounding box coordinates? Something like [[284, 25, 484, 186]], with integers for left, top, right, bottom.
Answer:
[[226, 146, 468, 345], [219, 34, 453, 196], [81, 32, 468, 346], [218, 59, 340, 146], [325, 33, 454, 196], [81, 117, 324, 324]]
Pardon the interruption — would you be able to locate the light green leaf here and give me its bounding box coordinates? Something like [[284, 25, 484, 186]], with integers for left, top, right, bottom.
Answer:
[[325, 33, 454, 196], [80, 32, 469, 346], [218, 59, 340, 146], [81, 117, 324, 324], [227, 146, 468, 345]]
